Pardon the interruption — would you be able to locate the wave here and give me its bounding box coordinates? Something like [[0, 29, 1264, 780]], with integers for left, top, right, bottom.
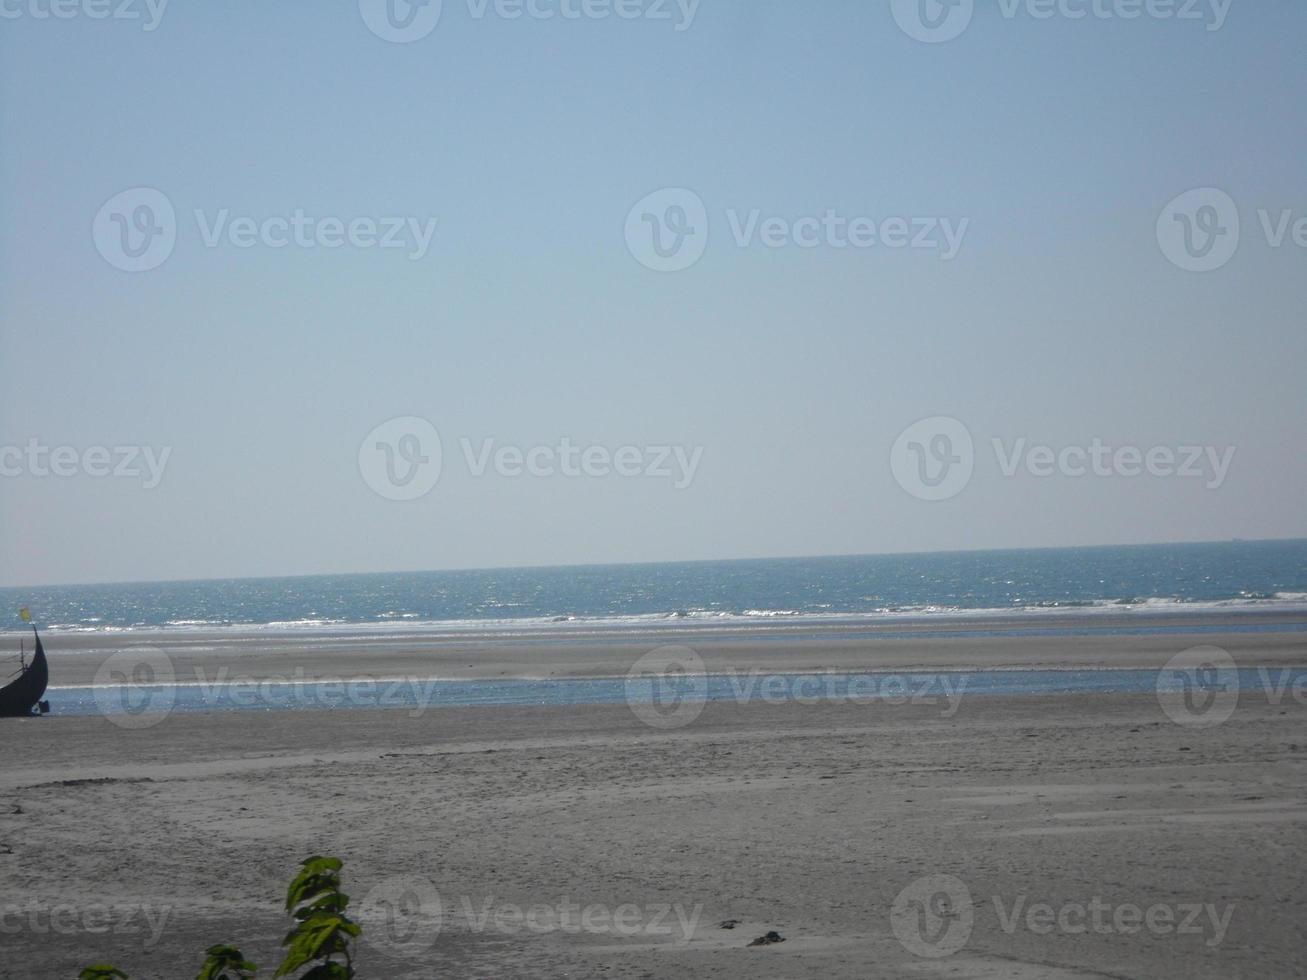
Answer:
[[12, 590, 1307, 638]]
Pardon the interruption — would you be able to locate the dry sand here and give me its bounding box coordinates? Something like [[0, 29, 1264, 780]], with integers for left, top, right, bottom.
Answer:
[[1, 625, 1304, 978]]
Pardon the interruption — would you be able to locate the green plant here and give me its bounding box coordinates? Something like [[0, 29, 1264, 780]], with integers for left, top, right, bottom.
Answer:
[[79, 856, 364, 980], [197, 944, 259, 980], [275, 856, 361, 979]]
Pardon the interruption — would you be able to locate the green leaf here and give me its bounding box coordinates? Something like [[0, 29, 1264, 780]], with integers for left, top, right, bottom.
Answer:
[[300, 856, 343, 875], [295, 965, 351, 980], [80, 969, 130, 980], [275, 856, 358, 977], [277, 915, 346, 976], [196, 944, 258, 980], [286, 873, 339, 913], [293, 892, 349, 920], [284, 856, 344, 912]]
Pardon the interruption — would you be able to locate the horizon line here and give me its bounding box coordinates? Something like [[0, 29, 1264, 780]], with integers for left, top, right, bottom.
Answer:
[[2, 535, 1303, 592]]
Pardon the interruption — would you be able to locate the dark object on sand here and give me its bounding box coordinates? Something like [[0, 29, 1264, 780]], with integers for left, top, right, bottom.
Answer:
[[718, 919, 741, 929], [0, 628, 49, 718], [748, 931, 785, 946]]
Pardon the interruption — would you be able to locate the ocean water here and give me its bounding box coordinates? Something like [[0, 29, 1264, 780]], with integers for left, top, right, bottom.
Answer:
[[40, 667, 1307, 717], [2, 539, 1305, 635]]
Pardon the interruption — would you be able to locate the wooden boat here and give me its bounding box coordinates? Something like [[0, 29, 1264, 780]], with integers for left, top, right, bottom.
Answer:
[[0, 628, 49, 717]]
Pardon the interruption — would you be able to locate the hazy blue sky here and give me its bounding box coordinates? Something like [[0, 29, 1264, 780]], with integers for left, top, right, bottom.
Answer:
[[2, 0, 1304, 586]]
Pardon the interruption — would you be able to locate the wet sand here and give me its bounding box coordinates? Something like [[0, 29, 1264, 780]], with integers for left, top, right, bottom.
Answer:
[[1, 623, 1304, 978], [28, 612, 1307, 687]]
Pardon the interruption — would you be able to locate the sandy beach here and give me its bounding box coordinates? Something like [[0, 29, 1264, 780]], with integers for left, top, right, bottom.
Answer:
[[1, 623, 1304, 978], [7, 0, 1304, 973]]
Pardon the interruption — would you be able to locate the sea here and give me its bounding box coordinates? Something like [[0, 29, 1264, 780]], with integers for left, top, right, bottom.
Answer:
[[3, 539, 1305, 636], [5, 540, 1306, 717]]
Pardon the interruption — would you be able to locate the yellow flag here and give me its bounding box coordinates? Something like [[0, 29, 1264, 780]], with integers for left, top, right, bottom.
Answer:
[[19, 607, 30, 623]]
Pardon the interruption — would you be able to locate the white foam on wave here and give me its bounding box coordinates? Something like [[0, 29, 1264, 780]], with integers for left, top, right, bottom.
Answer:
[[10, 592, 1307, 639]]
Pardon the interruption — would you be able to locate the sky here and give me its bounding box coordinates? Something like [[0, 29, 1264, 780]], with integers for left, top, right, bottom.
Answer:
[[1, 0, 1304, 587]]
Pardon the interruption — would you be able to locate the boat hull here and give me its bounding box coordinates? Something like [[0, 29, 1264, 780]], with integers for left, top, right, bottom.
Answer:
[[0, 630, 48, 717]]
